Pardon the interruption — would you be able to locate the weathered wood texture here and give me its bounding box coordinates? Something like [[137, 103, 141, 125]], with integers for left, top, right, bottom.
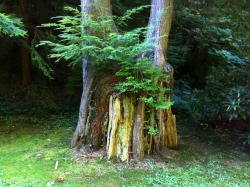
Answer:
[[71, 0, 177, 161], [107, 96, 134, 162]]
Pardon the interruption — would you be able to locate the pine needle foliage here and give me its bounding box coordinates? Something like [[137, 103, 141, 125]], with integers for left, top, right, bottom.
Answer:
[[38, 6, 172, 110], [37, 7, 82, 66], [115, 5, 150, 26], [0, 12, 27, 37], [31, 38, 54, 79]]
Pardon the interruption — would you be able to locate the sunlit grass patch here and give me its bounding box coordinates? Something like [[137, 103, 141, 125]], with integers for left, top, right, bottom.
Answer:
[[0, 122, 150, 186], [0, 121, 250, 187], [0, 122, 75, 186]]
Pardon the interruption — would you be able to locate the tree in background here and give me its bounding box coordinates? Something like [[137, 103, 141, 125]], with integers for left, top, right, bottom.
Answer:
[[18, 0, 31, 86], [170, 0, 250, 122], [0, 1, 79, 86]]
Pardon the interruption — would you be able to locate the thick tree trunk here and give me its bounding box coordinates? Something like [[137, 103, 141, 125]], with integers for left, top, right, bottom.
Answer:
[[70, 0, 117, 148], [71, 0, 177, 161], [107, 96, 134, 162]]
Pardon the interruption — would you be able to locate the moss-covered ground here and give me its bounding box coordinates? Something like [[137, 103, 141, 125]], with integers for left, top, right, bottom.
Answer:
[[0, 121, 249, 187]]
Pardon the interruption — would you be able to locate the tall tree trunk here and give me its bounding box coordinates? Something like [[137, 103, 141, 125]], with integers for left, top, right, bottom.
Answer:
[[19, 0, 31, 86], [71, 0, 177, 161], [147, 0, 174, 67], [70, 0, 117, 148], [146, 0, 177, 149]]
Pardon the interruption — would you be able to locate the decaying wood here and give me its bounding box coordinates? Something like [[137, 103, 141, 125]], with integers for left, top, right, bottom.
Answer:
[[166, 108, 177, 148], [132, 101, 145, 161], [71, 0, 177, 161], [107, 96, 135, 162]]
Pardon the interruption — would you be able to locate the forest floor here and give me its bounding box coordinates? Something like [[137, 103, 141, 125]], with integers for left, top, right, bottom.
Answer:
[[0, 120, 249, 187]]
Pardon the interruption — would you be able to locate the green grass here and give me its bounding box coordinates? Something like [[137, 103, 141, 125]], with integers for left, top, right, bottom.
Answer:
[[145, 160, 250, 187], [0, 122, 149, 187], [0, 121, 250, 187]]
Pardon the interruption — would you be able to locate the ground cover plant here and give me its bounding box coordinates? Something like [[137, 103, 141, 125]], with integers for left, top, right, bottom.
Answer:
[[0, 120, 249, 187]]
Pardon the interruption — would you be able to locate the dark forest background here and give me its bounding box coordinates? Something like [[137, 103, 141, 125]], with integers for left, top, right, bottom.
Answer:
[[0, 0, 249, 129]]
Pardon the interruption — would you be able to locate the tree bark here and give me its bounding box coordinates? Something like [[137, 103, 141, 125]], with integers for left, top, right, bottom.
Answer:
[[132, 101, 145, 160], [19, 0, 31, 86], [147, 0, 174, 68], [146, 0, 177, 149], [70, 64, 94, 148], [70, 0, 117, 148]]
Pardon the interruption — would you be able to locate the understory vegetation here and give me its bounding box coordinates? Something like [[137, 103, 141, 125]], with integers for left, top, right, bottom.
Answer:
[[0, 85, 79, 128]]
